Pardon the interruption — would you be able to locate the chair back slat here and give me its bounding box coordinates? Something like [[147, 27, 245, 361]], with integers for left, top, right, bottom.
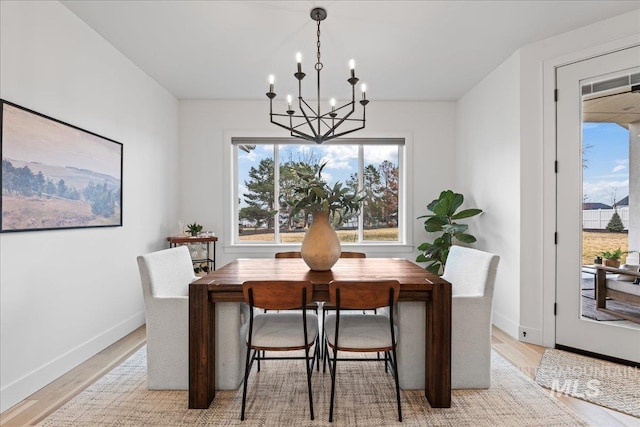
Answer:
[[329, 280, 400, 309], [274, 251, 303, 258], [275, 251, 365, 259], [339, 251, 366, 258], [243, 280, 314, 310]]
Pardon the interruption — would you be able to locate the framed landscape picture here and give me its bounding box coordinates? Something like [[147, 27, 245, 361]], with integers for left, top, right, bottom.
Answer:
[[1, 100, 123, 232]]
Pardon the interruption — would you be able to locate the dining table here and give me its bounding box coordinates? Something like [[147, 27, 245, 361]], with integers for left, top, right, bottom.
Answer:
[[188, 257, 452, 409]]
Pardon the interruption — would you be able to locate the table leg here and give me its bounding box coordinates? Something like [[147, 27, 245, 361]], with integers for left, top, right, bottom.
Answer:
[[189, 284, 216, 408], [425, 282, 451, 407]]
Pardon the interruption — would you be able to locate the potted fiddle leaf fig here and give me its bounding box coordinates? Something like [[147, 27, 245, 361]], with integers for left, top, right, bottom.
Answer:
[[416, 190, 483, 275]]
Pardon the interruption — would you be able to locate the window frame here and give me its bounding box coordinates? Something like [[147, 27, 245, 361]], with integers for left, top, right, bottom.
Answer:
[[223, 132, 414, 254]]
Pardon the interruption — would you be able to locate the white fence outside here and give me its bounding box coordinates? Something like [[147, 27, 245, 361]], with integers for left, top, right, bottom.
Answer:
[[583, 207, 629, 230]]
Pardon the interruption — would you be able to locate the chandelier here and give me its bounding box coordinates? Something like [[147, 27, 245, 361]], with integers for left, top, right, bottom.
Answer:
[[266, 7, 369, 144]]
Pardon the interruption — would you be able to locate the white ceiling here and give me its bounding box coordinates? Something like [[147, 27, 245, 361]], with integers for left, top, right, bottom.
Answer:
[[61, 1, 640, 101]]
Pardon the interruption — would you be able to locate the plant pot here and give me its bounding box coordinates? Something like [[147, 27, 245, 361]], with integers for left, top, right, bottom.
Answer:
[[604, 259, 620, 268], [301, 210, 341, 271]]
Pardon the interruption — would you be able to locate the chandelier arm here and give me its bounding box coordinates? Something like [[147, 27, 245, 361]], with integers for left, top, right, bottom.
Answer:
[[271, 113, 327, 132], [299, 97, 319, 117], [324, 101, 353, 116], [290, 130, 318, 143], [298, 104, 320, 140], [321, 108, 355, 140], [270, 114, 317, 141], [291, 120, 314, 131], [317, 115, 334, 129], [323, 121, 367, 142]]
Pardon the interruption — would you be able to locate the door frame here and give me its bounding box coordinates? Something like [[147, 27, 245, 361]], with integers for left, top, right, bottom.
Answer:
[[541, 35, 640, 349]]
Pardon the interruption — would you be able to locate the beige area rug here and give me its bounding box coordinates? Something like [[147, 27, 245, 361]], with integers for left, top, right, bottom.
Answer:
[[535, 349, 640, 418], [39, 347, 587, 426]]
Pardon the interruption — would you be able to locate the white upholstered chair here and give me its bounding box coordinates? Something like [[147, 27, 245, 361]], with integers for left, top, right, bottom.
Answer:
[[137, 246, 249, 390], [443, 245, 500, 389]]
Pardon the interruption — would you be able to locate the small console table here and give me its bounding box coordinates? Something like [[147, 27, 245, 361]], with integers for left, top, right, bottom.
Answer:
[[167, 236, 217, 273]]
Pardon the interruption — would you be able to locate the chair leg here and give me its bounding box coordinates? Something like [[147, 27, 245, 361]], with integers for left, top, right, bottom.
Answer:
[[315, 334, 320, 372], [240, 347, 253, 421], [323, 338, 328, 373], [329, 347, 338, 423], [391, 347, 402, 422], [304, 344, 315, 420], [320, 306, 327, 365]]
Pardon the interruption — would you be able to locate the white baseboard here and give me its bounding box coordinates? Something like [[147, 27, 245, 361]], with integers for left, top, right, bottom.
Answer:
[[518, 325, 543, 345], [492, 310, 519, 339], [0, 311, 144, 413]]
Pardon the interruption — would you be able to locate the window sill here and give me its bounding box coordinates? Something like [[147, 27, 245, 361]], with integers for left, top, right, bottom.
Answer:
[[223, 243, 415, 255]]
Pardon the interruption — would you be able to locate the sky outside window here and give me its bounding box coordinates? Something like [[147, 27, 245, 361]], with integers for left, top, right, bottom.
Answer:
[[582, 123, 630, 205]]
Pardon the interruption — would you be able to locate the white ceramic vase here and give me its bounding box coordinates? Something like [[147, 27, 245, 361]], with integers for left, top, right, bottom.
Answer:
[[301, 210, 341, 271]]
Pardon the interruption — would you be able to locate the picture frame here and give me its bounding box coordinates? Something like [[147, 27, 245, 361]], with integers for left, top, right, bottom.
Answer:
[[1, 99, 123, 232]]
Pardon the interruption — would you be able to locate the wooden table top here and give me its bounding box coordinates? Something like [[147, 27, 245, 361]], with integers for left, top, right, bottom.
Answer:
[[192, 258, 449, 299]]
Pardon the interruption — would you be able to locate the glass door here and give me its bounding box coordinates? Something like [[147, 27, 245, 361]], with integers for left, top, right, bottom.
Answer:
[[555, 46, 640, 362]]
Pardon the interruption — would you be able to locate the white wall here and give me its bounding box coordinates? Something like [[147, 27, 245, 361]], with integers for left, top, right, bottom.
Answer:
[[455, 52, 522, 337], [178, 100, 456, 266], [0, 1, 179, 412]]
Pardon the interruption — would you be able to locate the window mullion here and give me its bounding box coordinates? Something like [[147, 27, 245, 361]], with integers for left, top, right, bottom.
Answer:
[[274, 145, 280, 243], [358, 145, 364, 243]]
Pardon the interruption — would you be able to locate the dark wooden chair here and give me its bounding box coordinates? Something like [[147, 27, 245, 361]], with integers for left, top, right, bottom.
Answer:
[[275, 251, 366, 259], [241, 280, 319, 421], [324, 280, 402, 422], [273, 252, 318, 314], [320, 252, 370, 359], [274, 251, 303, 258]]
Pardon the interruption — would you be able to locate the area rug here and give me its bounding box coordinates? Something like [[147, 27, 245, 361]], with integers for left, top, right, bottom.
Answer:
[[39, 347, 587, 426], [535, 348, 640, 418]]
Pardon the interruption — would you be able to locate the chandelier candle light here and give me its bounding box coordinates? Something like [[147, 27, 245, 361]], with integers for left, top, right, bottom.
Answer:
[[266, 7, 369, 144]]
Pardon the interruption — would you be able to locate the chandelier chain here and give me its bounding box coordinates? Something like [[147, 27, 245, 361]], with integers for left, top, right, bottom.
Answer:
[[315, 18, 322, 71]]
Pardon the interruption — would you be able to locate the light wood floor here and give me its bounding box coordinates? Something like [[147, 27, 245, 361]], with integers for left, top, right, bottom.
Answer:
[[1, 325, 637, 426]]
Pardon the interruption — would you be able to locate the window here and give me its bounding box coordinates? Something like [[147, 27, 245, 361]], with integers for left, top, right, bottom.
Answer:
[[233, 138, 404, 245]]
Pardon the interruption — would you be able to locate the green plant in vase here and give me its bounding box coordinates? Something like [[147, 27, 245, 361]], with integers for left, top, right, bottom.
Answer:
[[288, 162, 364, 271], [600, 248, 636, 268], [288, 162, 364, 221], [186, 222, 203, 237]]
